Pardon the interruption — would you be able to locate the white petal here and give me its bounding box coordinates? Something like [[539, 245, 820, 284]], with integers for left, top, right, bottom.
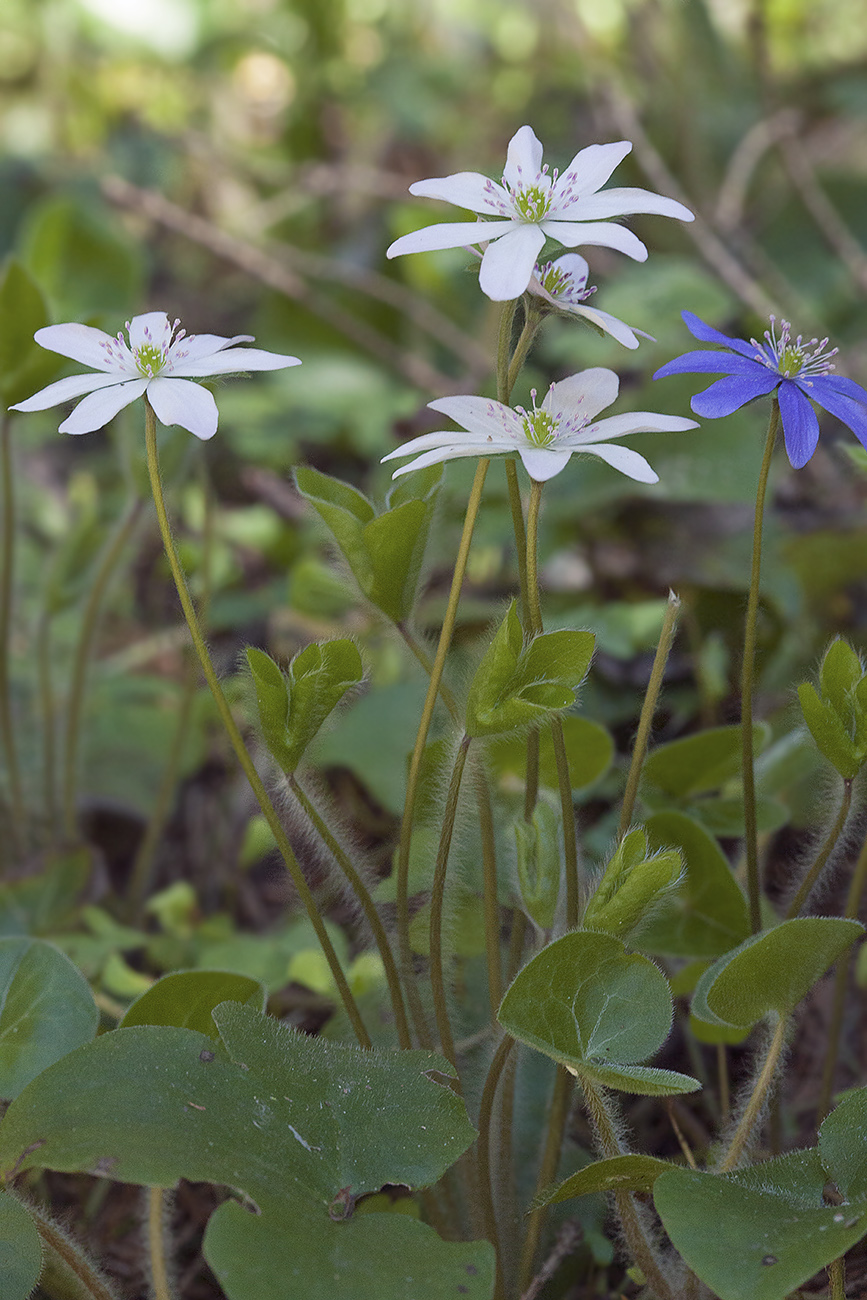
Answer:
[[479, 224, 547, 300], [545, 369, 619, 423], [58, 380, 148, 434], [517, 447, 573, 481], [541, 220, 648, 261], [10, 372, 126, 412], [549, 252, 590, 288], [570, 305, 643, 349], [386, 220, 514, 258], [127, 312, 172, 352], [503, 126, 545, 190], [577, 443, 658, 483], [170, 347, 301, 377], [33, 323, 133, 374], [146, 377, 219, 439], [428, 394, 522, 440], [381, 430, 483, 460], [561, 188, 694, 222], [578, 412, 698, 444], [170, 333, 254, 365], [409, 172, 509, 215], [389, 443, 500, 477], [557, 141, 632, 197]]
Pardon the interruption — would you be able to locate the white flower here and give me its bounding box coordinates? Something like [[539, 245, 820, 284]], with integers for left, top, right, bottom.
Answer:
[[528, 254, 652, 350], [386, 126, 694, 302], [382, 369, 698, 484], [9, 311, 301, 439]]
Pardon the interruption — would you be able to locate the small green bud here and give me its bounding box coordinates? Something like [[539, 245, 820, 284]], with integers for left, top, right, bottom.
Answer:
[[515, 800, 561, 930], [583, 827, 682, 941], [798, 639, 867, 779]]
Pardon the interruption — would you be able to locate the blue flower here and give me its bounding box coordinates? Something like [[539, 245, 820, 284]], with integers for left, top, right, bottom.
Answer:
[[653, 311, 867, 468]]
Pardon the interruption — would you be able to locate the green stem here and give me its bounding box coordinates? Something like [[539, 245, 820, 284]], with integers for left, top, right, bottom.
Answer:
[[143, 401, 371, 1048], [550, 716, 579, 927], [524, 480, 544, 636], [829, 1255, 846, 1300], [719, 1014, 788, 1172], [37, 609, 59, 843], [786, 778, 853, 920], [288, 772, 411, 1048], [617, 590, 681, 840], [519, 1066, 575, 1292], [0, 412, 25, 853], [396, 458, 490, 1048], [62, 495, 145, 840], [742, 399, 780, 932], [476, 1033, 515, 1300], [429, 732, 472, 1069], [147, 1187, 175, 1300], [817, 823, 867, 1121], [31, 1205, 121, 1300], [580, 1077, 673, 1300]]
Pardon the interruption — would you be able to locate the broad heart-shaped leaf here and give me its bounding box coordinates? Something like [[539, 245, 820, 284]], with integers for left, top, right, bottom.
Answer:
[[0, 1190, 42, 1300], [638, 812, 750, 958], [497, 930, 699, 1095], [0, 937, 98, 1099], [466, 602, 594, 738], [654, 1167, 867, 1300], [533, 1154, 674, 1208], [692, 917, 863, 1030], [0, 1003, 489, 1300], [642, 724, 770, 798], [120, 970, 266, 1037]]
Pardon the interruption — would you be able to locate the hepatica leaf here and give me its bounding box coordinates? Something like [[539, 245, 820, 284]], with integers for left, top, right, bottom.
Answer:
[[0, 1002, 491, 1300], [120, 970, 266, 1037], [0, 1189, 43, 1300]]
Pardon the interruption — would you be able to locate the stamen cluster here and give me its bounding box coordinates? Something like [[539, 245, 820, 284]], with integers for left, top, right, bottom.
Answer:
[[752, 316, 838, 384]]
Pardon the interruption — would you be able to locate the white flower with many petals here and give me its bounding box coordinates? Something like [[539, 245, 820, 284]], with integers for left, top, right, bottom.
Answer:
[[382, 369, 697, 484], [386, 126, 694, 302], [528, 254, 652, 350], [10, 311, 301, 439]]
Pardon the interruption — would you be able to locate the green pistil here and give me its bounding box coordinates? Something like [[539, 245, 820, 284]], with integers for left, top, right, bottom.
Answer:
[[540, 265, 569, 296], [514, 184, 551, 222], [780, 346, 804, 376], [522, 409, 557, 447], [136, 344, 164, 377]]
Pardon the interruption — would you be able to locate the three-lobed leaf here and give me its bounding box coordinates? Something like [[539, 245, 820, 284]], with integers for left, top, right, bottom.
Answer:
[[247, 640, 363, 773]]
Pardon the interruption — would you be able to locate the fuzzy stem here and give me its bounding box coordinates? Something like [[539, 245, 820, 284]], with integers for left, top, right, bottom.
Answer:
[[147, 1188, 174, 1300], [580, 1076, 674, 1300], [143, 401, 371, 1048], [429, 732, 472, 1069], [742, 398, 780, 932], [518, 1065, 575, 1292], [617, 590, 681, 840], [785, 777, 852, 919], [0, 412, 26, 853], [32, 1206, 121, 1300], [477, 1033, 515, 1300], [288, 772, 411, 1048], [396, 458, 490, 1048], [717, 1043, 731, 1124], [62, 495, 145, 840], [719, 1014, 788, 1172], [817, 823, 867, 1121], [829, 1256, 846, 1300], [37, 609, 59, 843]]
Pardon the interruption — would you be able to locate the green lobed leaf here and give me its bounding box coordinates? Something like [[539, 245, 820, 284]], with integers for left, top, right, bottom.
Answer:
[[654, 1167, 867, 1300], [642, 724, 770, 799], [247, 641, 363, 774], [0, 937, 98, 1100], [120, 970, 266, 1038], [818, 1086, 867, 1201], [488, 715, 613, 793], [819, 638, 863, 719], [797, 683, 860, 777], [692, 918, 863, 1029], [246, 647, 294, 772], [0, 1190, 42, 1300], [532, 1154, 674, 1208], [582, 827, 682, 942]]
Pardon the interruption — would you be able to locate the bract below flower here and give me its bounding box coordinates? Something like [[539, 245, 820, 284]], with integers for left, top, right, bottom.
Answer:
[[653, 310, 867, 468], [528, 254, 652, 350], [382, 369, 697, 484], [9, 312, 301, 439], [386, 125, 694, 302]]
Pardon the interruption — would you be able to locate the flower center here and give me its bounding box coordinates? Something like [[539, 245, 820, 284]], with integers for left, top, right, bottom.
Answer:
[[753, 317, 838, 382], [135, 343, 166, 378], [518, 390, 558, 447], [537, 260, 594, 304], [512, 183, 552, 223]]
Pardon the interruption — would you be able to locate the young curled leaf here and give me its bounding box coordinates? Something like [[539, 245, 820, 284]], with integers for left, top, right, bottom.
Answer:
[[583, 827, 682, 941], [798, 638, 867, 778], [246, 640, 363, 774], [466, 602, 594, 738], [514, 799, 561, 929]]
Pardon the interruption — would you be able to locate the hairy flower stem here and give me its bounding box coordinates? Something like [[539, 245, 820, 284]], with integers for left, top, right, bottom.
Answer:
[[785, 778, 853, 919], [477, 1033, 515, 1300], [817, 826, 867, 1121], [288, 772, 411, 1048], [580, 1077, 674, 1300], [742, 399, 781, 932], [719, 1014, 788, 1172], [429, 733, 472, 1069], [0, 413, 26, 853], [30, 1204, 121, 1300], [143, 401, 371, 1048], [37, 609, 59, 842], [617, 590, 681, 840], [147, 1188, 175, 1300], [519, 1066, 575, 1293], [62, 494, 145, 840], [829, 1256, 846, 1299]]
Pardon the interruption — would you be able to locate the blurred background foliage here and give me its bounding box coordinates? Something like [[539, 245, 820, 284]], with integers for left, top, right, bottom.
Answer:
[[1, 0, 867, 900]]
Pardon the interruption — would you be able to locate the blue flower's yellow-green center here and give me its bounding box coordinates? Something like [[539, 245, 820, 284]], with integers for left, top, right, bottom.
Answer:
[[780, 345, 806, 376], [522, 408, 557, 447], [136, 344, 164, 377], [514, 184, 551, 222]]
